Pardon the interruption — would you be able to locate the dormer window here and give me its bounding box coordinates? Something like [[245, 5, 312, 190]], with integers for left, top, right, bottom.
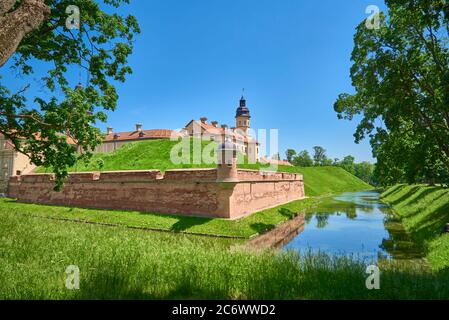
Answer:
[[139, 131, 145, 138]]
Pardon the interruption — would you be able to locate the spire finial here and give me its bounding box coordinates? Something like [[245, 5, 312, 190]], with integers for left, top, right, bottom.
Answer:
[[241, 88, 245, 100]]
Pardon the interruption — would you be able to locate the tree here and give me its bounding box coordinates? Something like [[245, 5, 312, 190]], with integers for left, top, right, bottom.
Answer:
[[0, 0, 50, 66], [334, 0, 449, 186], [285, 149, 296, 162], [312, 146, 328, 166], [292, 150, 313, 167], [355, 161, 376, 185], [339, 155, 356, 175], [0, 1, 140, 189]]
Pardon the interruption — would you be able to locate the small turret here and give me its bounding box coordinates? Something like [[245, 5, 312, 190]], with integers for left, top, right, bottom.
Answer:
[[216, 139, 238, 182]]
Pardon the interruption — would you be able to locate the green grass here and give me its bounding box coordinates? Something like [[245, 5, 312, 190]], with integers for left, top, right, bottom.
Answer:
[[37, 139, 372, 197], [1, 211, 449, 300], [381, 185, 449, 271], [274, 166, 372, 197], [0, 197, 319, 239]]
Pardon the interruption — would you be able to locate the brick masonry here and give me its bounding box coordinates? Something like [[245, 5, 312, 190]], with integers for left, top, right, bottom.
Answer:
[[8, 169, 305, 219]]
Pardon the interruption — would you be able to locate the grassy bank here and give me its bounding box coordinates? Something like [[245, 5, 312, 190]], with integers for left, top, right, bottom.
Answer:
[[275, 166, 372, 196], [381, 185, 449, 271], [1, 211, 449, 300]]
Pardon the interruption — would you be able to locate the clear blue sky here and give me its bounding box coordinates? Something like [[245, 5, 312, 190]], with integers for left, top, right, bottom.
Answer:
[[3, 0, 388, 163]]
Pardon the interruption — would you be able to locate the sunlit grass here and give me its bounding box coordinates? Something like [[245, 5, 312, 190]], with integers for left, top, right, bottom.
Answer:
[[1, 211, 449, 300], [382, 184, 449, 270]]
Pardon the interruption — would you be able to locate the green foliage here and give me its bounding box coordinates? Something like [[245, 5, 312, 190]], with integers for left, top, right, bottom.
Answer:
[[335, 0, 449, 186], [312, 146, 328, 166], [339, 155, 356, 175], [285, 146, 376, 185], [291, 150, 313, 167], [354, 161, 376, 186], [0, 0, 140, 189], [382, 184, 449, 270], [1, 210, 449, 299], [285, 149, 296, 162]]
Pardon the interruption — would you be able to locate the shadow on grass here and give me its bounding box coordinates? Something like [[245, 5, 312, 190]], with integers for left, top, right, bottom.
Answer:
[[411, 201, 449, 242], [170, 216, 213, 233], [389, 185, 422, 207], [249, 223, 276, 235], [381, 184, 405, 199]]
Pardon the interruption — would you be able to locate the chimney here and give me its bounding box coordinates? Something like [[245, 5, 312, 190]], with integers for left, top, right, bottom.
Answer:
[[107, 127, 113, 135], [211, 121, 218, 128], [221, 124, 228, 130], [200, 117, 208, 124], [135, 123, 142, 132]]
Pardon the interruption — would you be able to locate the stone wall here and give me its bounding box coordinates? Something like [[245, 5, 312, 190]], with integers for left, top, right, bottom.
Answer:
[[8, 169, 305, 219]]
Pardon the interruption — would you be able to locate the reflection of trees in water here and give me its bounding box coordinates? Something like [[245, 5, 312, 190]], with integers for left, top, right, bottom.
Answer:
[[304, 214, 314, 225], [344, 207, 357, 220], [315, 214, 330, 229], [356, 205, 375, 214]]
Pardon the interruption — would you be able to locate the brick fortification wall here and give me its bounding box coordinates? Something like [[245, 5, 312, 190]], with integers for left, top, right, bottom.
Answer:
[[8, 169, 305, 219]]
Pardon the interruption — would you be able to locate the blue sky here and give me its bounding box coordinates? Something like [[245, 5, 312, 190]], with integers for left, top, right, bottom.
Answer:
[[2, 0, 388, 162]]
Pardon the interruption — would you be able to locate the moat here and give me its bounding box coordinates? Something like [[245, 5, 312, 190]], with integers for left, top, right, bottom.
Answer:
[[283, 191, 425, 263]]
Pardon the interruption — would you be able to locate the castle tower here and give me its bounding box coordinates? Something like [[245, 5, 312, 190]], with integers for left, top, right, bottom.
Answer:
[[235, 95, 251, 135]]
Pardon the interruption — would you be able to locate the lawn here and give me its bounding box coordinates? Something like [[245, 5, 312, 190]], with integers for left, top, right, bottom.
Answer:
[[381, 185, 449, 271], [1, 210, 449, 300]]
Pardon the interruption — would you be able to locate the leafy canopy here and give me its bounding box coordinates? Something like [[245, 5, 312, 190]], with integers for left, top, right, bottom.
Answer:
[[334, 0, 449, 186], [0, 0, 140, 189]]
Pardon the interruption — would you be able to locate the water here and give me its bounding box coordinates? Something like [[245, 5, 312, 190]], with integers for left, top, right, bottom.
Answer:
[[283, 191, 424, 263]]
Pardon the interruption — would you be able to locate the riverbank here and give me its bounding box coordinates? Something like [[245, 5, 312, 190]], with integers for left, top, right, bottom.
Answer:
[[381, 185, 449, 270]]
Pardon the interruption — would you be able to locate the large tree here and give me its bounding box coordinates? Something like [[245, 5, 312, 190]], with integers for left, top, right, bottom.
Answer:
[[312, 146, 328, 167], [334, 0, 449, 186], [0, 0, 140, 189], [292, 150, 314, 167]]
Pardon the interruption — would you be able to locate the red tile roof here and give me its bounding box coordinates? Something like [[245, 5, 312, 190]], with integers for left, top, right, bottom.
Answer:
[[103, 129, 179, 142], [188, 120, 259, 144]]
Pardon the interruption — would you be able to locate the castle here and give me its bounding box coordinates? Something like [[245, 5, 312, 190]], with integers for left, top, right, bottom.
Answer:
[[183, 95, 260, 162], [98, 96, 261, 162]]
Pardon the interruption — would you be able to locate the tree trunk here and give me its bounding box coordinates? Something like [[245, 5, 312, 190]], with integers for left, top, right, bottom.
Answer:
[[0, 0, 50, 67]]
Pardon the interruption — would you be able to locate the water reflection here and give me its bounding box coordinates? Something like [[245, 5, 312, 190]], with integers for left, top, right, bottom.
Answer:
[[283, 191, 425, 263]]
